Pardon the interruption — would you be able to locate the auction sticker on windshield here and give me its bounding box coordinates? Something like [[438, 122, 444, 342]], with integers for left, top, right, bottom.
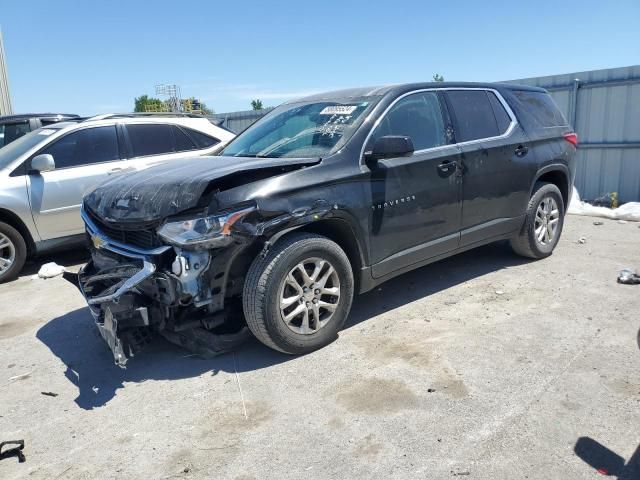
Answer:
[[320, 105, 358, 115]]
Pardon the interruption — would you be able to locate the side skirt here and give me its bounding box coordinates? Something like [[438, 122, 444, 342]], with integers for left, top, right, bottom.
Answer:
[[358, 217, 525, 294]]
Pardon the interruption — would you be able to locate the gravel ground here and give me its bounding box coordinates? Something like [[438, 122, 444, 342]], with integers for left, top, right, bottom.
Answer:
[[0, 215, 639, 479]]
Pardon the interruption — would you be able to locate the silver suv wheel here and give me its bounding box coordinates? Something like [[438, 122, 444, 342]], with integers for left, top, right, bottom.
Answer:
[[278, 257, 341, 335], [0, 232, 16, 276], [534, 196, 560, 245], [510, 182, 565, 260]]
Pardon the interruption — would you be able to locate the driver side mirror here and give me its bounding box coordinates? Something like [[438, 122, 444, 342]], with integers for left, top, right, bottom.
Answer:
[[31, 154, 55, 173], [364, 135, 414, 163]]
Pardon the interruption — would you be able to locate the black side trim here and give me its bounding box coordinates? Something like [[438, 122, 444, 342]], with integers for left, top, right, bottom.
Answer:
[[358, 228, 518, 294], [371, 232, 460, 279], [459, 216, 524, 248]]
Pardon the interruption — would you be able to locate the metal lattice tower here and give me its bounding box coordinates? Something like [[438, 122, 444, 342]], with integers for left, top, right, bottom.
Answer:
[[155, 84, 182, 112]]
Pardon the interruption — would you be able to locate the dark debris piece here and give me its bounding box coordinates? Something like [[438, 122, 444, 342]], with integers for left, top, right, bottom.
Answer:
[[41, 391, 59, 397], [618, 269, 640, 285], [0, 440, 26, 463]]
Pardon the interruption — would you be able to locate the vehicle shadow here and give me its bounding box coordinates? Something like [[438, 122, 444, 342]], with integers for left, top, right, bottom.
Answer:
[[574, 437, 639, 478], [345, 241, 529, 329], [35, 309, 290, 410], [36, 241, 529, 410]]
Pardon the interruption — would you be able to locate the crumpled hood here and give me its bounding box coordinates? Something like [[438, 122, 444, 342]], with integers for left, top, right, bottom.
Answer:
[[84, 155, 320, 224]]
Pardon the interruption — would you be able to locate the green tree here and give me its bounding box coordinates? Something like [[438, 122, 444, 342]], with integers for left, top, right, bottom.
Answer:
[[433, 73, 445, 82], [134, 95, 166, 112], [251, 99, 264, 110], [134, 95, 163, 112]]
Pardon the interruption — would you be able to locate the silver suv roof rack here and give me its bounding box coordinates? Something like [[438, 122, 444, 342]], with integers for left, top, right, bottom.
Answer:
[[86, 112, 206, 121]]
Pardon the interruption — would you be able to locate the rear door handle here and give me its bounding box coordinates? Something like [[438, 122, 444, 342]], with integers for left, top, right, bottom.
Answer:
[[108, 167, 124, 175], [437, 160, 457, 176], [515, 145, 529, 157]]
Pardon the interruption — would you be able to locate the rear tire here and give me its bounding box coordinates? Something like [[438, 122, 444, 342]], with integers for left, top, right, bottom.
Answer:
[[243, 233, 354, 354], [0, 221, 27, 283], [510, 182, 565, 259]]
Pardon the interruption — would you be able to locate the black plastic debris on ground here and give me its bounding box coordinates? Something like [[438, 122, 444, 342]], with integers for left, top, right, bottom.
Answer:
[[618, 269, 640, 285], [0, 440, 25, 463]]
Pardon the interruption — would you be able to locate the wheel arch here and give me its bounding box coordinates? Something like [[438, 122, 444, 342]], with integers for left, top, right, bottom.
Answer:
[[267, 218, 367, 290], [532, 165, 571, 210], [0, 208, 36, 256]]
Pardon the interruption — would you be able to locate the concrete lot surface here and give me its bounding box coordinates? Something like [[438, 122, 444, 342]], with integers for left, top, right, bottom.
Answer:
[[1, 215, 639, 479]]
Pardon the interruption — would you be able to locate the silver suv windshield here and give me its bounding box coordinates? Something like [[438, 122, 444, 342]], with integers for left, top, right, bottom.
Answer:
[[220, 96, 380, 158], [0, 128, 56, 170]]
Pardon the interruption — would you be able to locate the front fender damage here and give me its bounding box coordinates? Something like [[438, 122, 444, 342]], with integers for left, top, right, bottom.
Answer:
[[72, 196, 339, 367]]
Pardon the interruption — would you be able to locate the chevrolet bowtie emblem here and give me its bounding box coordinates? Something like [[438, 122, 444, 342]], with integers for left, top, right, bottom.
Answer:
[[91, 234, 106, 250]]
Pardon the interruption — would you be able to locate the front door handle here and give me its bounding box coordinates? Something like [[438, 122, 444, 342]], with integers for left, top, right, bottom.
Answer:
[[515, 145, 529, 157], [437, 160, 457, 176], [108, 167, 124, 175]]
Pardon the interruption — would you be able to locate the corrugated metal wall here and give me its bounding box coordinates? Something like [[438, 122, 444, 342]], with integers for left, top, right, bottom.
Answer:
[[211, 107, 274, 134], [214, 65, 640, 201], [510, 65, 640, 202]]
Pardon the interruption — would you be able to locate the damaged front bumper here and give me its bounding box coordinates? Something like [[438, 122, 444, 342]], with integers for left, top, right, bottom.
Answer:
[[72, 208, 250, 367], [77, 259, 157, 366]]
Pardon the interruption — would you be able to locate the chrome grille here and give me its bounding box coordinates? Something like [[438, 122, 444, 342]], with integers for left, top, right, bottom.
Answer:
[[86, 210, 162, 250]]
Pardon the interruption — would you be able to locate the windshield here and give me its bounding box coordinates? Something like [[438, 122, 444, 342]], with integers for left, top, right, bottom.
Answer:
[[0, 128, 56, 170], [221, 96, 380, 158]]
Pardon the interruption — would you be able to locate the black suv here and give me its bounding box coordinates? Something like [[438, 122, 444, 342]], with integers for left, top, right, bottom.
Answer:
[[0, 113, 79, 147], [74, 82, 577, 365]]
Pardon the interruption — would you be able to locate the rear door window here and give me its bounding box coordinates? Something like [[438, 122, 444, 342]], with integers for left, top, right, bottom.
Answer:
[[127, 124, 207, 157], [183, 127, 220, 149], [172, 125, 197, 151], [446, 90, 502, 142], [371, 91, 446, 151], [39, 126, 120, 168], [128, 124, 174, 157], [487, 92, 512, 134]]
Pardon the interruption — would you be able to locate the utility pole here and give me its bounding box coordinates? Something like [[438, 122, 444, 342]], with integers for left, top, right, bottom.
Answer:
[[0, 28, 13, 115]]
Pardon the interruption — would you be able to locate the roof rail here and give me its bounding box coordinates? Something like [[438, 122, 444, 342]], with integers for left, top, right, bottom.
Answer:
[[84, 112, 206, 121]]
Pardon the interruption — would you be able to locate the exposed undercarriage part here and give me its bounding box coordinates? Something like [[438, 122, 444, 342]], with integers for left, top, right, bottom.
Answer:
[[74, 195, 337, 367], [76, 232, 255, 367]]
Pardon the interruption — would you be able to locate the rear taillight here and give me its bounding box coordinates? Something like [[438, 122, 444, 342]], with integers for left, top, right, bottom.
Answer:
[[563, 133, 578, 147]]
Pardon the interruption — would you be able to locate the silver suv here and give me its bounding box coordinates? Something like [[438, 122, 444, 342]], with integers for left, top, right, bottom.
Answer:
[[0, 113, 235, 282]]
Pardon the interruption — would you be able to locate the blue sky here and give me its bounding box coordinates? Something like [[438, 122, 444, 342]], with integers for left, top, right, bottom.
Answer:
[[1, 0, 639, 115]]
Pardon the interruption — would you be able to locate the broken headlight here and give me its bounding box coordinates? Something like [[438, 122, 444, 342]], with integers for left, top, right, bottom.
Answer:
[[157, 206, 255, 248]]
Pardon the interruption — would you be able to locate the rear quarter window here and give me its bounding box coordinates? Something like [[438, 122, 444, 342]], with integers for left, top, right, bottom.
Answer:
[[512, 91, 567, 128], [446, 90, 501, 142]]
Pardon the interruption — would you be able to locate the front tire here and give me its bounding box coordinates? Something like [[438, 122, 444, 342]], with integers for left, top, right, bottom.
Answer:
[[510, 182, 565, 259], [243, 233, 354, 354], [0, 221, 27, 283]]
